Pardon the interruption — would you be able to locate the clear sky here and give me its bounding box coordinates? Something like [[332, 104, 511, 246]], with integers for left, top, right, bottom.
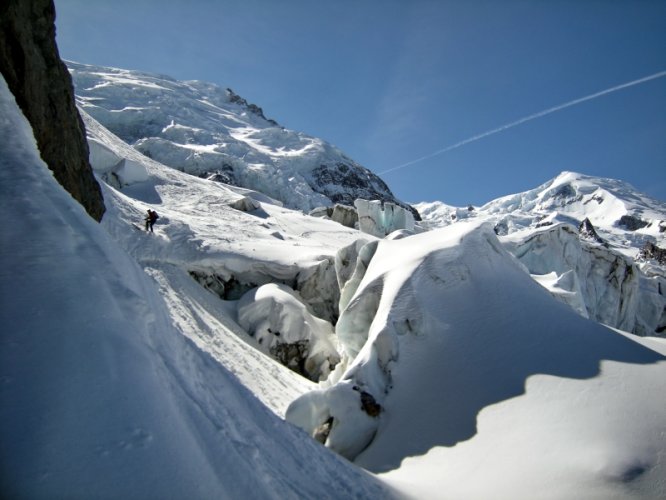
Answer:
[[53, 0, 666, 206]]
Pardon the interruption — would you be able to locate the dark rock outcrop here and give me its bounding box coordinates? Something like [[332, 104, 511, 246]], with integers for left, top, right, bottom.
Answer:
[[493, 220, 509, 236], [312, 417, 334, 444], [359, 391, 382, 417], [203, 165, 236, 186], [269, 339, 310, 378], [617, 215, 649, 231], [0, 0, 105, 221], [226, 87, 278, 126], [311, 162, 421, 221], [578, 217, 606, 245], [638, 241, 666, 266]]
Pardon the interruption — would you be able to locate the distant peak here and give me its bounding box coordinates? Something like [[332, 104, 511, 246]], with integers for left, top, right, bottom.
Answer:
[[225, 88, 278, 126], [554, 171, 586, 183]]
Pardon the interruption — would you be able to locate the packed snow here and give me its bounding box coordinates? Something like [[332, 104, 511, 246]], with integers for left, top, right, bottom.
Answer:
[[3, 57, 666, 500]]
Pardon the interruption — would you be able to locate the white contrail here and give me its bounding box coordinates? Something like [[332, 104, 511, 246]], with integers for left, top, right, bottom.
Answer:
[[380, 70, 666, 175]]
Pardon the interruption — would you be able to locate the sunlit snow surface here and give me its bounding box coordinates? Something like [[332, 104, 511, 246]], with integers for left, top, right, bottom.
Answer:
[[3, 66, 666, 500], [416, 172, 666, 337], [286, 221, 666, 498]]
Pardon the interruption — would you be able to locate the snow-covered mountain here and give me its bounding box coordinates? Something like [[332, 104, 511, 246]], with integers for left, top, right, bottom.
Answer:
[[416, 171, 666, 337], [3, 50, 666, 498], [67, 61, 417, 218], [417, 171, 666, 257]]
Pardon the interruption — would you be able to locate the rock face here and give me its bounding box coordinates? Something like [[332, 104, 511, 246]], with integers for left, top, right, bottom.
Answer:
[[578, 217, 605, 245], [0, 0, 104, 221], [639, 241, 666, 266], [226, 87, 278, 126], [310, 163, 420, 221], [618, 214, 649, 231]]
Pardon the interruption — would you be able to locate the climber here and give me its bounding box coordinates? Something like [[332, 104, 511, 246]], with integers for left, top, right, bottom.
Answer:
[[144, 209, 159, 232]]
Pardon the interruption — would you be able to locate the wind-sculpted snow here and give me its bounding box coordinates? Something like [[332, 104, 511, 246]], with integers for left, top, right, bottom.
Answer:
[[287, 221, 666, 498], [67, 61, 415, 216]]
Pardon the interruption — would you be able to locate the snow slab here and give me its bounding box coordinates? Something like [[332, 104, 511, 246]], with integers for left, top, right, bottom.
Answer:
[[0, 76, 390, 498]]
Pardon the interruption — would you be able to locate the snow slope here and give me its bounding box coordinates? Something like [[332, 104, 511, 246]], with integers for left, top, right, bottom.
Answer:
[[67, 61, 414, 217], [0, 75, 390, 498], [287, 221, 666, 498]]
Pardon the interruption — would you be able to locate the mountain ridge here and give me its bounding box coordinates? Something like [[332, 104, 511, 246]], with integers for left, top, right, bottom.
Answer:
[[416, 170, 666, 263]]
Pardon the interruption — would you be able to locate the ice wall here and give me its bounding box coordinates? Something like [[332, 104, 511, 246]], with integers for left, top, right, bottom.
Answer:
[[505, 224, 665, 335], [88, 136, 148, 188], [355, 199, 415, 238]]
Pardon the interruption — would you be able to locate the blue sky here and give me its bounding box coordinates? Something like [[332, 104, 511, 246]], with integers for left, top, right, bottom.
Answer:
[[54, 0, 665, 206]]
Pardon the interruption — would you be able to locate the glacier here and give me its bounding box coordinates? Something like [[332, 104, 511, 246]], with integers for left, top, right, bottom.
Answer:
[[0, 75, 389, 498], [287, 220, 666, 499], [3, 55, 666, 500], [354, 199, 416, 238], [67, 61, 417, 218]]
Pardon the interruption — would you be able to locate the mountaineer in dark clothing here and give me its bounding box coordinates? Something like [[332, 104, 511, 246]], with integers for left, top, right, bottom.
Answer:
[[145, 209, 159, 232]]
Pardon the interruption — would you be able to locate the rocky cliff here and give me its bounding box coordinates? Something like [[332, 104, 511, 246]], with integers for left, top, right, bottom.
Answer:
[[0, 0, 105, 221]]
